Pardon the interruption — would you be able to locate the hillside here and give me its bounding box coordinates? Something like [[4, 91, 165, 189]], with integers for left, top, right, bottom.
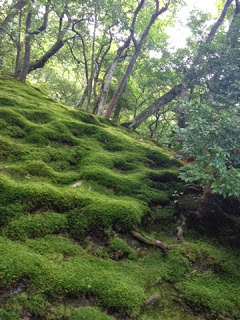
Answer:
[[0, 74, 240, 320]]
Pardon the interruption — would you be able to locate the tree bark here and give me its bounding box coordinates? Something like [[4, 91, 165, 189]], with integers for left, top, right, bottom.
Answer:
[[126, 84, 183, 130], [86, 0, 97, 113], [105, 0, 170, 119], [104, 51, 139, 119], [19, 0, 50, 82], [76, 86, 88, 109], [27, 18, 71, 74], [28, 40, 64, 73], [96, 38, 131, 116], [14, 7, 23, 78], [124, 0, 234, 130], [18, 7, 33, 82], [95, 0, 145, 116]]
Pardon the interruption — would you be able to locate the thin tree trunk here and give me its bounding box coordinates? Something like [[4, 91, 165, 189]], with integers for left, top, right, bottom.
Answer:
[[93, 30, 113, 111], [18, 0, 50, 82], [96, 37, 131, 116], [113, 102, 122, 121], [76, 86, 88, 109], [18, 8, 33, 82], [86, 0, 98, 113], [105, 51, 139, 119], [28, 39, 64, 73], [177, 83, 189, 128], [104, 1, 170, 119], [96, 0, 147, 116], [14, 8, 23, 78]]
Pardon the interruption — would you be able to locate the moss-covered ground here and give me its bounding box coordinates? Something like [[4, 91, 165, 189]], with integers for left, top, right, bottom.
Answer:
[[0, 73, 239, 319]]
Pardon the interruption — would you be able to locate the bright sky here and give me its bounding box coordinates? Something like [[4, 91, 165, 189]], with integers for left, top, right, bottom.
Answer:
[[167, 0, 218, 49]]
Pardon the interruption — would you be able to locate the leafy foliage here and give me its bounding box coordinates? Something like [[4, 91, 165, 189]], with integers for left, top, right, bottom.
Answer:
[[176, 101, 240, 197]]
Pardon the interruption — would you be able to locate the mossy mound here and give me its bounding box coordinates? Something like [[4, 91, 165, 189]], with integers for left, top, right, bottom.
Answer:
[[0, 74, 240, 320]]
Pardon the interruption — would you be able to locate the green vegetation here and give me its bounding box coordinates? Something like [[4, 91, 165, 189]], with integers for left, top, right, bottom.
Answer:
[[0, 74, 240, 320], [176, 102, 240, 198]]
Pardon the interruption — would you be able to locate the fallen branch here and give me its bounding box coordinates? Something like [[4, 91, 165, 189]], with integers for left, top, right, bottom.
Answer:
[[131, 230, 178, 253]]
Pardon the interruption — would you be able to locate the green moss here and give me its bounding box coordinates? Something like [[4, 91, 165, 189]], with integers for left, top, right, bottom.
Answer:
[[69, 109, 101, 126], [5, 212, 67, 240], [80, 165, 141, 194], [0, 237, 145, 316], [65, 306, 115, 320], [7, 160, 80, 184], [109, 236, 137, 260], [25, 235, 83, 257], [0, 136, 24, 161], [98, 116, 119, 127], [20, 110, 53, 124], [0, 96, 16, 106], [145, 149, 181, 169], [148, 170, 180, 183], [152, 205, 176, 220]]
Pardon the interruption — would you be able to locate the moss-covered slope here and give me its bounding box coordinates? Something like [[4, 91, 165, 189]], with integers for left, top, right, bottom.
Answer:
[[0, 74, 239, 320]]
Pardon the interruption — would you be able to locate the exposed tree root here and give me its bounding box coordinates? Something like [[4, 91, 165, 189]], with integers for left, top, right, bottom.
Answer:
[[131, 230, 178, 253], [176, 213, 186, 242], [176, 226, 184, 242]]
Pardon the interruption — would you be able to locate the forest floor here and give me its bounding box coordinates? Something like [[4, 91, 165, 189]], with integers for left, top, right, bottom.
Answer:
[[0, 73, 240, 320]]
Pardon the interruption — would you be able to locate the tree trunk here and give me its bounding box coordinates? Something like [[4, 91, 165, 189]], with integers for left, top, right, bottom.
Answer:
[[177, 83, 189, 128], [96, 0, 145, 116], [126, 84, 183, 130], [86, 0, 97, 113], [18, 8, 33, 83], [18, 1, 50, 82], [113, 102, 122, 121], [96, 36, 131, 116], [14, 8, 23, 78], [105, 1, 170, 119], [105, 51, 139, 119], [76, 86, 88, 109]]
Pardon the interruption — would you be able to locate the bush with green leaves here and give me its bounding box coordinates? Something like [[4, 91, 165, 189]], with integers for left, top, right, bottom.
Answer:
[[175, 102, 240, 198]]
